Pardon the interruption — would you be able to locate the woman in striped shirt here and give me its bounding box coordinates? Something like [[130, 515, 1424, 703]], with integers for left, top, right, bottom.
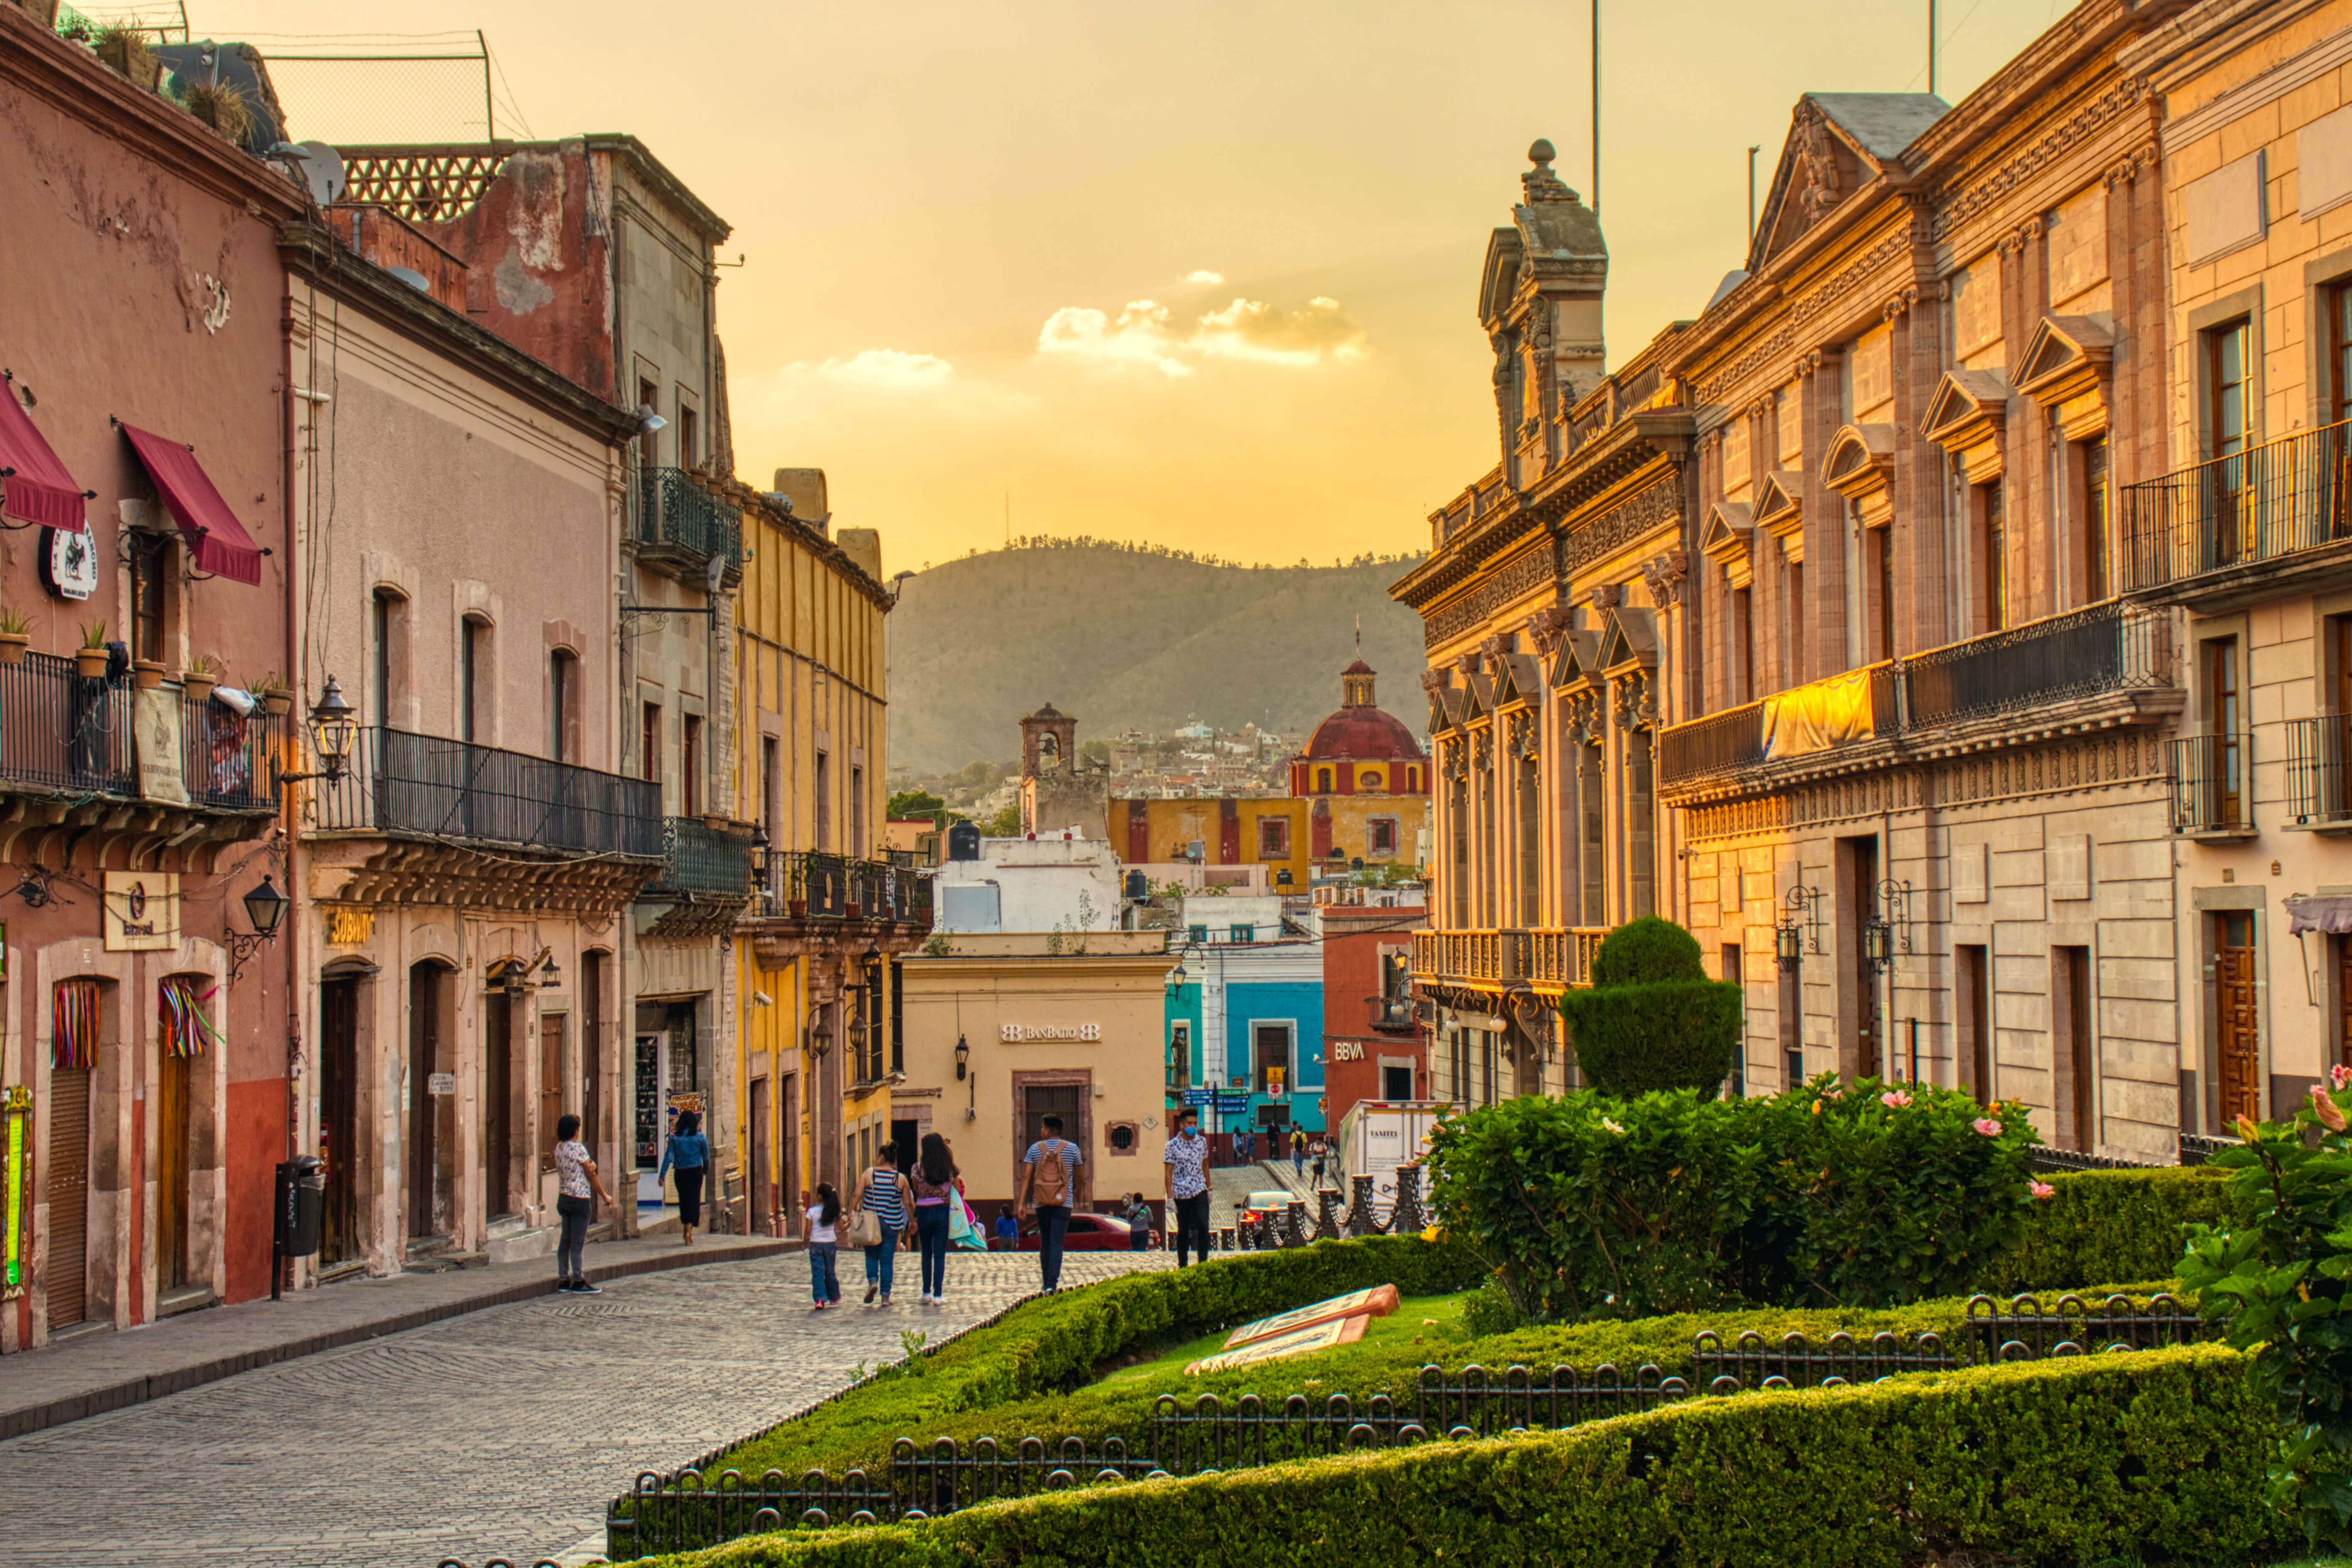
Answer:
[[852, 1149, 910, 1306]]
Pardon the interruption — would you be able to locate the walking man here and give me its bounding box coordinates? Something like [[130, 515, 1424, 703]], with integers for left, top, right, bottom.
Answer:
[[1016, 1113, 1082, 1292], [551, 1113, 614, 1293], [1164, 1107, 1211, 1266]]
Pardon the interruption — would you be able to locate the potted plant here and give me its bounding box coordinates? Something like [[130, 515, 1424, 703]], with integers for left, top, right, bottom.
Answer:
[[0, 607, 31, 668], [176, 80, 252, 145], [74, 621, 109, 680], [254, 671, 292, 717], [182, 653, 220, 705], [94, 26, 160, 90], [133, 657, 164, 691]]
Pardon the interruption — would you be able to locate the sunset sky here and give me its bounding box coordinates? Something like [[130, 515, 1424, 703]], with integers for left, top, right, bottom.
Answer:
[[207, 0, 2084, 570]]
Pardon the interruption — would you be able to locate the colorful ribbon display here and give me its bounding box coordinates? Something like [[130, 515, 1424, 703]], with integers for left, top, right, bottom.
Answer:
[[52, 979, 99, 1071], [159, 976, 222, 1060]]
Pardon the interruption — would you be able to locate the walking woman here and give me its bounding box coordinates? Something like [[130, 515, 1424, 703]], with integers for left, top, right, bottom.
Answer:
[[804, 1182, 843, 1309], [909, 1133, 960, 1304], [552, 1114, 615, 1293], [658, 1110, 710, 1245], [851, 1146, 909, 1305]]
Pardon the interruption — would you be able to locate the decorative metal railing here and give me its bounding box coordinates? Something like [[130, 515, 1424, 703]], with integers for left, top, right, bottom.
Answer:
[[1660, 605, 2171, 788], [606, 1292, 2210, 1553], [179, 692, 283, 811], [2287, 714, 2352, 825], [2120, 416, 2352, 590], [2169, 733, 2253, 835], [759, 851, 933, 923], [0, 655, 284, 811], [312, 727, 661, 856], [1414, 927, 1602, 989], [646, 818, 757, 898], [631, 465, 743, 575]]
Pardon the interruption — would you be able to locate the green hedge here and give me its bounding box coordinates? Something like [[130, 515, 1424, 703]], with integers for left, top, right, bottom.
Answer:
[[657, 1346, 2283, 1568], [1986, 1164, 2239, 1294], [701, 1235, 1481, 1482]]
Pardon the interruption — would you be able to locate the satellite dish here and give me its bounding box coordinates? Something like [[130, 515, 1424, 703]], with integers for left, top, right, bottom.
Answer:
[[293, 141, 346, 206], [385, 266, 430, 293], [705, 551, 727, 596]]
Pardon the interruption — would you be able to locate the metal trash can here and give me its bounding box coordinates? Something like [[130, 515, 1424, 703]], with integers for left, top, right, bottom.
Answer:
[[276, 1156, 325, 1258]]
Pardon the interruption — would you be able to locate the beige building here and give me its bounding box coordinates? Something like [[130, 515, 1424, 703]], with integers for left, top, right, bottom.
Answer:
[[2119, 0, 2352, 1126], [897, 932, 1169, 1212]]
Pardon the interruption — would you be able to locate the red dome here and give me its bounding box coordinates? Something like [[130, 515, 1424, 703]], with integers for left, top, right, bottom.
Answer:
[[1302, 704, 1423, 761]]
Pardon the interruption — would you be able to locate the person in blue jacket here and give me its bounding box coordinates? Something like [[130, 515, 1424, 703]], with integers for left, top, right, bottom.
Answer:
[[657, 1109, 711, 1246]]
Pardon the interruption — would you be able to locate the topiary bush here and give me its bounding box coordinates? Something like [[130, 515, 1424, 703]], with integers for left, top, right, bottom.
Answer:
[[1563, 917, 1740, 1095], [1425, 1076, 2044, 1320], [1983, 1164, 2236, 1295]]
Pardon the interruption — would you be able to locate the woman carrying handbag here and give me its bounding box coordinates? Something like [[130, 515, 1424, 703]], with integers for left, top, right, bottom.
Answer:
[[850, 1151, 909, 1306]]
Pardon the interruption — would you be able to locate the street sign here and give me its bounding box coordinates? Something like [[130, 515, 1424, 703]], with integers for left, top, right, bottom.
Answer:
[[1181, 1090, 1216, 1107]]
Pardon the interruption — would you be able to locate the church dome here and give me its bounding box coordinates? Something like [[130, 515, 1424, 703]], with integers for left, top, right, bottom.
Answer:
[[1302, 661, 1422, 761]]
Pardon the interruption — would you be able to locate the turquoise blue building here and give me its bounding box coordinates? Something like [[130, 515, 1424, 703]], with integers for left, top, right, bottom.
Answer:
[[1166, 933, 1326, 1136]]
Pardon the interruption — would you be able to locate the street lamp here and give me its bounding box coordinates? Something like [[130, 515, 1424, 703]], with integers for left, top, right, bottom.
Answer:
[[227, 875, 288, 979], [275, 675, 359, 787], [954, 1033, 969, 1081], [1774, 918, 1803, 972], [1164, 960, 1186, 1000], [1863, 917, 1894, 972]]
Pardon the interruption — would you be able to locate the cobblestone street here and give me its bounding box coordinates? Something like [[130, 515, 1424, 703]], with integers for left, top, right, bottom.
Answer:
[[0, 1250, 1168, 1568]]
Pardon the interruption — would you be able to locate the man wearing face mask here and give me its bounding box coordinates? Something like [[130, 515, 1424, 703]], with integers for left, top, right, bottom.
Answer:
[[1164, 1108, 1213, 1266]]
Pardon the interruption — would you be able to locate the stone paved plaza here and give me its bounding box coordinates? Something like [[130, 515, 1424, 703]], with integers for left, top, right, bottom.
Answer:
[[0, 1249, 1169, 1568]]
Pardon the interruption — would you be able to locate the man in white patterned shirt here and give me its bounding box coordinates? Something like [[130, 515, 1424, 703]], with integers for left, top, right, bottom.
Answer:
[[1163, 1108, 1212, 1266]]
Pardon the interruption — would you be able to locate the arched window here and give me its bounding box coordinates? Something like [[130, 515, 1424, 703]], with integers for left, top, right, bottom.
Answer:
[[1405, 766, 1420, 793], [1316, 767, 1333, 792], [372, 588, 408, 730], [548, 649, 579, 763]]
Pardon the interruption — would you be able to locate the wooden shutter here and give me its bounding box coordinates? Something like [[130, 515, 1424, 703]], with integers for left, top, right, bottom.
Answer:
[[45, 1069, 89, 1330]]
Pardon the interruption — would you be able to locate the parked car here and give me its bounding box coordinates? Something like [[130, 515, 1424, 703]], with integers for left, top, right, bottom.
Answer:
[[1238, 1190, 1294, 1226], [1018, 1213, 1157, 1250]]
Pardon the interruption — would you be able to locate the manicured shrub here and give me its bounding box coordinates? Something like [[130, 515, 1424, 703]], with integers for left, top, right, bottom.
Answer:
[[1587, 914, 1704, 985], [1983, 1164, 2236, 1295], [1563, 917, 1740, 1095], [1425, 1077, 2042, 1319], [661, 1347, 2285, 1568]]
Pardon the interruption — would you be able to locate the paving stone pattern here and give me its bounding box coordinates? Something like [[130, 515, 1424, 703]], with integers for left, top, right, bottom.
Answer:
[[0, 1249, 1169, 1568]]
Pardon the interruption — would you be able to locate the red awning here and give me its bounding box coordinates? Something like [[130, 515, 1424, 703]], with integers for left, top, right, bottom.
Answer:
[[121, 424, 262, 586], [0, 385, 89, 531]]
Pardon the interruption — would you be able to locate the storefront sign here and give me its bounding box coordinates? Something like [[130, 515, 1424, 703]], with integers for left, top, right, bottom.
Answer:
[[133, 686, 188, 805], [102, 871, 179, 952], [427, 1072, 456, 1097], [1331, 1041, 1366, 1061], [1000, 1023, 1101, 1042], [325, 907, 375, 946]]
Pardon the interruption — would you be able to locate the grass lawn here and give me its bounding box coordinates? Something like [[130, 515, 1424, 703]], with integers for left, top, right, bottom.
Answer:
[[1092, 1292, 1473, 1390]]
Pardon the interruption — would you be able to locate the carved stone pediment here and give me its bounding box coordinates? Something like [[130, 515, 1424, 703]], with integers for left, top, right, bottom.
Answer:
[[1701, 502, 1755, 589], [1822, 423, 1898, 528], [2015, 316, 2114, 441], [1919, 370, 2010, 485], [1753, 470, 1805, 559], [1549, 629, 1602, 692], [1598, 606, 1658, 678]]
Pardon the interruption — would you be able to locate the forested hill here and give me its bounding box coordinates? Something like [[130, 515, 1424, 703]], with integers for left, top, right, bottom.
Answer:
[[886, 540, 1430, 777]]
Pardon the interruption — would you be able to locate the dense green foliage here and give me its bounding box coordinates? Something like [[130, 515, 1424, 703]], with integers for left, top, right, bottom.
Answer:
[[1586, 915, 1706, 985], [702, 1236, 1479, 1482], [658, 1347, 2283, 1568], [1426, 1079, 2043, 1319], [1986, 1163, 2240, 1294], [2183, 1090, 2352, 1552], [1563, 919, 1740, 1095]]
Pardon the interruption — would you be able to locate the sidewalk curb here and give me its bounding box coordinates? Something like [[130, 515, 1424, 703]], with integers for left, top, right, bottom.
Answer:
[[0, 1236, 798, 1443]]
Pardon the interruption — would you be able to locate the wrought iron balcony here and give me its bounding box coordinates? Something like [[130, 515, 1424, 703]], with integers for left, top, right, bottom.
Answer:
[[2120, 417, 2352, 597], [759, 849, 933, 925], [0, 653, 283, 812], [630, 464, 744, 586], [2287, 715, 2352, 827], [2169, 734, 2253, 836], [311, 726, 663, 856], [646, 817, 757, 899], [1659, 603, 2174, 790]]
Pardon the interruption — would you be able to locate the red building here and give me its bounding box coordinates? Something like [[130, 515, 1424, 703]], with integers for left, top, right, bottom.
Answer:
[[1, 12, 306, 1349], [1317, 890, 1428, 1127]]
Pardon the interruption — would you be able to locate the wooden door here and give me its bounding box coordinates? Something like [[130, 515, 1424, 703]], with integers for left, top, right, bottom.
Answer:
[[581, 952, 604, 1171], [1852, 837, 1881, 1080], [2339, 937, 2352, 1080], [320, 979, 359, 1264], [157, 1050, 191, 1291], [46, 1069, 89, 1329], [778, 1072, 798, 1225], [408, 964, 440, 1238], [485, 995, 514, 1218], [538, 1013, 565, 1176], [748, 1078, 771, 1236], [1958, 946, 1993, 1101], [2216, 913, 2261, 1124], [1019, 1084, 1085, 1204]]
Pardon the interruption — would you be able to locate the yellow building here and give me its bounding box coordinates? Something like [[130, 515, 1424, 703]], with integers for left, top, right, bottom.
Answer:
[[726, 469, 930, 1233], [1109, 796, 1312, 892]]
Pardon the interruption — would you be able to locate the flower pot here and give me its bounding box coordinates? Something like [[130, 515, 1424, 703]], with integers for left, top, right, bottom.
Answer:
[[261, 690, 292, 717], [0, 633, 29, 668], [74, 648, 108, 680], [703, 813, 730, 832], [844, 902, 863, 920], [182, 674, 217, 706], [133, 658, 164, 691], [95, 35, 160, 91], [788, 899, 808, 916]]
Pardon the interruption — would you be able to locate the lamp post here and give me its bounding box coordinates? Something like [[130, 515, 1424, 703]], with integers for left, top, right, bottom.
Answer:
[[227, 874, 288, 979], [273, 675, 360, 788]]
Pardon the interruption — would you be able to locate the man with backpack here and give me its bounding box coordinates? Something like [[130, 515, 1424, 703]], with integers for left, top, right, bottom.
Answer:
[[1016, 1113, 1084, 1292]]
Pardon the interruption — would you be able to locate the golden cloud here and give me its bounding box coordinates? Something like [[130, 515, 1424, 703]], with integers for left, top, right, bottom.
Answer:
[[1035, 293, 1367, 375]]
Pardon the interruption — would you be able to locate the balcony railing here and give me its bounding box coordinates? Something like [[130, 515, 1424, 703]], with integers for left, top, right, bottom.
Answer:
[[2170, 734, 2253, 835], [312, 727, 663, 856], [1412, 926, 1605, 989], [0, 653, 282, 810], [2121, 417, 2352, 592], [1659, 604, 2174, 788], [2287, 715, 2352, 826], [1529, 927, 1607, 988], [759, 850, 934, 923], [631, 464, 744, 577], [647, 818, 757, 898]]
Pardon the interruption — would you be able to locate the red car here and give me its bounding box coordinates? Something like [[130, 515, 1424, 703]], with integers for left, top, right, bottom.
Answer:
[[1017, 1213, 1157, 1250]]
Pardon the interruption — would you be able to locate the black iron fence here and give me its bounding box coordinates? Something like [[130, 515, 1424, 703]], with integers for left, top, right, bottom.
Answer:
[[759, 850, 933, 923], [647, 817, 757, 898], [631, 464, 743, 574], [605, 1292, 2211, 1555], [312, 727, 663, 857], [0, 653, 284, 810], [1660, 604, 2172, 787], [2287, 714, 2352, 825], [2169, 733, 2253, 834], [2120, 416, 2352, 591]]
